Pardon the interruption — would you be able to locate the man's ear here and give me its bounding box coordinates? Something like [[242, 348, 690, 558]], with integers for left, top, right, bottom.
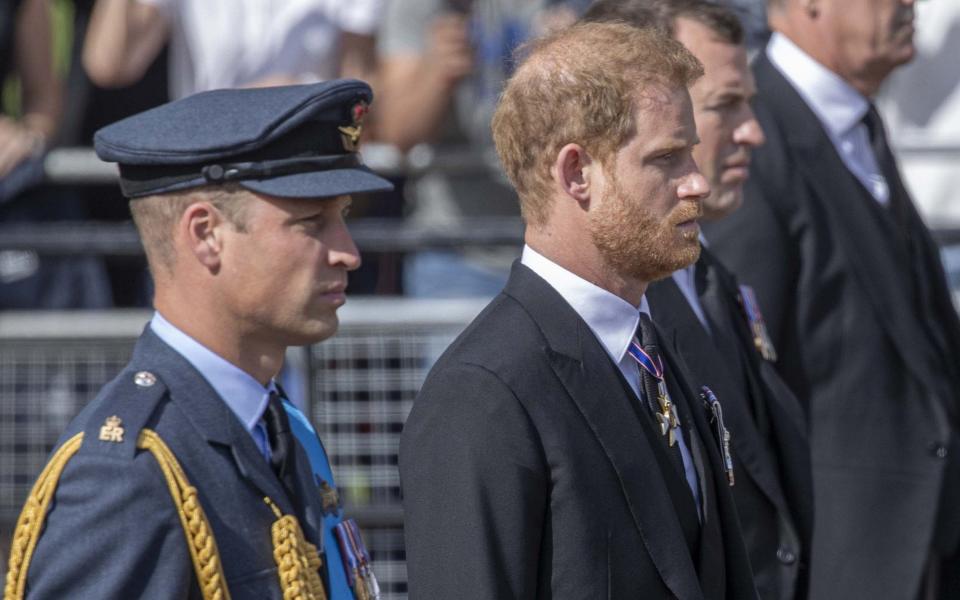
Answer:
[[179, 201, 226, 273], [552, 143, 597, 207]]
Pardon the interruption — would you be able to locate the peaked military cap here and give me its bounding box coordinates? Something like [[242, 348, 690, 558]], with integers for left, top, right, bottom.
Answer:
[[94, 79, 394, 199]]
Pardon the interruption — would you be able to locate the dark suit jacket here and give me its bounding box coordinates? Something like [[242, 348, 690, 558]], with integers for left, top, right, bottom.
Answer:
[[400, 262, 758, 600], [24, 327, 330, 599], [647, 250, 814, 600], [703, 51, 960, 600]]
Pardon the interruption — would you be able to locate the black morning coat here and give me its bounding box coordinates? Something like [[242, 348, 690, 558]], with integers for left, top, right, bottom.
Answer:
[[647, 248, 814, 600], [704, 50, 960, 600], [401, 262, 759, 600]]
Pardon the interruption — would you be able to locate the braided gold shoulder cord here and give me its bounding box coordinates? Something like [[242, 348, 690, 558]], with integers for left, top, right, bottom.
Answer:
[[262, 497, 328, 600], [3, 430, 230, 600]]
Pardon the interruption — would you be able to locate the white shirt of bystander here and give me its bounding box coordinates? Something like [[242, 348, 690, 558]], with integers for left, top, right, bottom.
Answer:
[[140, 0, 383, 99]]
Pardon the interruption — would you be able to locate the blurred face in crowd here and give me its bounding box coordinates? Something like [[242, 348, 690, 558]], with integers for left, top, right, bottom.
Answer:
[[589, 83, 709, 283], [220, 192, 360, 348], [818, 0, 917, 90], [675, 17, 765, 221]]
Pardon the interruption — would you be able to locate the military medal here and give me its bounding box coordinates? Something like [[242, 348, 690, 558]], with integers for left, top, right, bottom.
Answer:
[[738, 285, 778, 362], [628, 341, 681, 446], [656, 380, 680, 447], [701, 386, 735, 486], [335, 518, 381, 600]]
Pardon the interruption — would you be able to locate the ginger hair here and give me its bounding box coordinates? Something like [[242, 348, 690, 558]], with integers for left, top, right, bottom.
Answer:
[[491, 21, 703, 226]]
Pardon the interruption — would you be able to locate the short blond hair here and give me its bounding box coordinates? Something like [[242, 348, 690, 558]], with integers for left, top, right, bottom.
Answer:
[[491, 22, 703, 226], [129, 184, 250, 276]]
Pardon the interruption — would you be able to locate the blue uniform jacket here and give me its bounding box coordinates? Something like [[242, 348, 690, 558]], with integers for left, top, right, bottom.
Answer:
[[23, 326, 332, 599]]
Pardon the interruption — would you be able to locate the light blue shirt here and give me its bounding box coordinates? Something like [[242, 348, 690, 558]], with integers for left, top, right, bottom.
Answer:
[[671, 234, 711, 333], [151, 313, 356, 597], [767, 32, 889, 204], [150, 311, 274, 459], [521, 245, 702, 512]]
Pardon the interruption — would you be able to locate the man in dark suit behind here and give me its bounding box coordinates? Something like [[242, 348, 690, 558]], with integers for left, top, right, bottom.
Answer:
[[703, 0, 960, 598], [583, 2, 813, 599], [401, 21, 758, 600]]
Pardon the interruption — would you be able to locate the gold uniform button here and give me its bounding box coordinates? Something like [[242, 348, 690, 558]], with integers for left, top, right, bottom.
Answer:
[[134, 371, 157, 387]]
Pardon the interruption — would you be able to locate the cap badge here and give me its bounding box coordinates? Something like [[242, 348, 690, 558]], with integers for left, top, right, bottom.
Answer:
[[338, 101, 368, 152], [99, 415, 125, 443]]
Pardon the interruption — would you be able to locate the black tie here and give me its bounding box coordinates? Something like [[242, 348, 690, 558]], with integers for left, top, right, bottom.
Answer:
[[862, 103, 910, 226], [637, 312, 665, 417], [694, 257, 709, 299], [264, 389, 295, 485], [861, 103, 888, 171]]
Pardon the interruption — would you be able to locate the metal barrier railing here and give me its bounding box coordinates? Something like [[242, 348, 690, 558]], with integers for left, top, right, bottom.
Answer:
[[4, 145, 959, 255], [40, 143, 960, 183], [0, 298, 487, 600], [41, 144, 503, 183], [3, 145, 526, 255], [0, 217, 526, 255]]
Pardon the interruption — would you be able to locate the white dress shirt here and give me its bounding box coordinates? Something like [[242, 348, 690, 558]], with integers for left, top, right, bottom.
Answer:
[[521, 245, 702, 510], [671, 234, 712, 333], [767, 32, 890, 204]]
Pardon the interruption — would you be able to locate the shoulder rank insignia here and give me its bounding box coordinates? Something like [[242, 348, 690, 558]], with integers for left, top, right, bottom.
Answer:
[[316, 476, 341, 516], [738, 284, 778, 362], [98, 415, 125, 443], [338, 101, 368, 152]]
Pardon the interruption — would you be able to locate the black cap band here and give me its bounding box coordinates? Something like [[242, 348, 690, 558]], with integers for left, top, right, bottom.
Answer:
[[201, 154, 361, 183], [120, 153, 362, 198]]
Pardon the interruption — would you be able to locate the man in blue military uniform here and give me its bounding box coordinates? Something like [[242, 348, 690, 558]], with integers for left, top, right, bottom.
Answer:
[[4, 80, 391, 599]]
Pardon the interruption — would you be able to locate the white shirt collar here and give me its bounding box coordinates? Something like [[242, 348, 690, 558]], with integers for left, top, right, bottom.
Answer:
[[766, 31, 870, 137], [669, 234, 707, 307], [150, 311, 273, 433], [670, 263, 711, 333], [521, 245, 650, 365]]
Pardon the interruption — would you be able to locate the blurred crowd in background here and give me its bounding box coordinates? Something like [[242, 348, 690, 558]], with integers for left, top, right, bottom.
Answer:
[[0, 0, 958, 310]]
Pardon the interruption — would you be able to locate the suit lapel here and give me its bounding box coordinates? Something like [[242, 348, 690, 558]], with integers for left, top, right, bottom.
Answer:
[[755, 55, 940, 390], [138, 328, 300, 518], [648, 276, 790, 517], [660, 325, 728, 508], [701, 251, 814, 544], [660, 325, 765, 599], [504, 264, 704, 600]]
